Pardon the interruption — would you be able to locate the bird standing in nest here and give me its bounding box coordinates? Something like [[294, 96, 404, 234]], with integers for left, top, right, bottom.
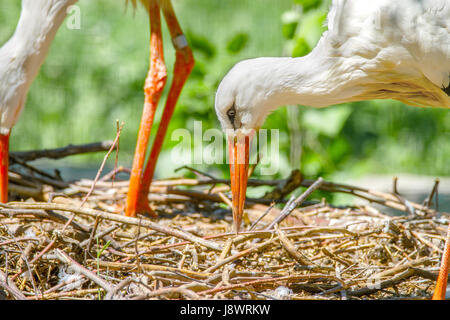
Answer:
[[215, 0, 449, 299]]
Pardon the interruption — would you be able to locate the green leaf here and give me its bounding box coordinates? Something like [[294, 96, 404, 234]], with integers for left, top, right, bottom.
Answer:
[[185, 31, 216, 60], [328, 137, 351, 162], [302, 106, 352, 138], [97, 240, 111, 258], [281, 10, 301, 39], [226, 33, 249, 54], [291, 37, 311, 57], [294, 0, 323, 12]]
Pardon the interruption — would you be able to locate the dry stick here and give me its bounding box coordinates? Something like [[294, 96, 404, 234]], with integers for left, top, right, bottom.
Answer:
[[265, 177, 324, 230], [11, 140, 114, 162], [0, 270, 27, 300], [321, 248, 352, 267], [54, 249, 113, 292], [85, 216, 101, 253], [10, 204, 93, 281], [100, 166, 131, 182], [6, 202, 224, 253], [120, 172, 439, 217], [112, 120, 121, 185], [249, 202, 275, 231], [128, 225, 335, 258], [0, 207, 90, 233], [104, 278, 134, 300], [392, 176, 399, 194], [204, 236, 278, 274], [347, 268, 416, 297], [424, 178, 440, 210], [80, 225, 119, 248], [175, 165, 217, 180], [9, 155, 61, 181], [1, 221, 40, 296], [410, 230, 443, 253], [10, 168, 67, 190], [43, 275, 87, 295], [27, 288, 104, 300], [92, 260, 211, 279], [11, 238, 55, 281], [275, 225, 310, 266], [198, 273, 345, 296], [77, 172, 442, 217], [10, 134, 124, 281], [0, 237, 40, 247], [133, 287, 200, 300], [79, 122, 124, 207]]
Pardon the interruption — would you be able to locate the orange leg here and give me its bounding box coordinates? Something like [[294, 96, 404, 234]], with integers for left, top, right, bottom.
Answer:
[[0, 133, 9, 203], [433, 221, 450, 300], [137, 1, 195, 205], [126, 0, 167, 217], [126, 0, 194, 217]]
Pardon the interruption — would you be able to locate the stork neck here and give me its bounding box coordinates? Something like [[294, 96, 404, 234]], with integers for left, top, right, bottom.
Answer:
[[6, 0, 77, 77], [270, 46, 364, 108]]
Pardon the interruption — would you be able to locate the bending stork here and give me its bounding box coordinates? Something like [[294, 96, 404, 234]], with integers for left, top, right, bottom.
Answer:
[[215, 0, 449, 299]]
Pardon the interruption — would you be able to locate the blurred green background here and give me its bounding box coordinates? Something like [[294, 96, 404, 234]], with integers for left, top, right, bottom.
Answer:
[[0, 0, 449, 193]]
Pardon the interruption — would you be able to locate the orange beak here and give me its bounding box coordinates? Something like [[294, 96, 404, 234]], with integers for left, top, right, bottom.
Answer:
[[228, 131, 252, 233]]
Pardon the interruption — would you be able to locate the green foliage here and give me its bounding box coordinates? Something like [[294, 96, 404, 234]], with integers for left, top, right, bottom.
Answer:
[[291, 37, 310, 57], [281, 10, 300, 39], [303, 106, 352, 138], [226, 33, 249, 54], [294, 0, 322, 12]]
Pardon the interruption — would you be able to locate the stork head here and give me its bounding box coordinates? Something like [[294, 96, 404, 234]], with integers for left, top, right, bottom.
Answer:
[[215, 58, 285, 132], [215, 58, 290, 233]]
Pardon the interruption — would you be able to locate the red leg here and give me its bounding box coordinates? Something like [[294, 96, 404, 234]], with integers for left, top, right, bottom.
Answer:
[[0, 133, 9, 203], [137, 1, 194, 203], [126, 0, 167, 217], [433, 221, 450, 300]]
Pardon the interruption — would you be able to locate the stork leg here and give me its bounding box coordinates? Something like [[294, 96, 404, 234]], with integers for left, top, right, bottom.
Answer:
[[126, 0, 194, 217], [126, 0, 167, 217], [432, 222, 450, 300], [0, 133, 9, 203]]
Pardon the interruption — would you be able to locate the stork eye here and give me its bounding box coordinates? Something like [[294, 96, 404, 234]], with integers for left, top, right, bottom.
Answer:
[[227, 105, 236, 124]]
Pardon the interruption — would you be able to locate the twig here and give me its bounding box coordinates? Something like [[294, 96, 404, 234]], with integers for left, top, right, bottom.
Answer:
[[0, 271, 27, 300], [198, 274, 345, 296], [91, 260, 211, 279], [54, 249, 113, 292], [424, 178, 440, 210], [249, 202, 275, 231], [275, 225, 310, 265], [79, 123, 124, 207], [265, 177, 324, 230], [11, 141, 114, 162], [132, 286, 200, 300], [5, 202, 225, 253]]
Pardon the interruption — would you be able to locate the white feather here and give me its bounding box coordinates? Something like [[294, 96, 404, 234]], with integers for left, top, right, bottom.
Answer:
[[215, 0, 450, 132], [0, 0, 77, 134]]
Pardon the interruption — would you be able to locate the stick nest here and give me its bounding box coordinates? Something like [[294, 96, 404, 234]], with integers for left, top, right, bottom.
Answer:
[[0, 159, 448, 300]]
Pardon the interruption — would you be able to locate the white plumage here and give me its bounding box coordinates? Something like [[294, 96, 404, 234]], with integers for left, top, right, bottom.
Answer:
[[216, 0, 450, 300], [215, 0, 450, 132], [0, 0, 77, 135]]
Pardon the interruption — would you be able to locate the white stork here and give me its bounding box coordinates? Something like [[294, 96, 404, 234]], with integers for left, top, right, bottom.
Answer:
[[215, 0, 450, 299], [0, 0, 194, 217]]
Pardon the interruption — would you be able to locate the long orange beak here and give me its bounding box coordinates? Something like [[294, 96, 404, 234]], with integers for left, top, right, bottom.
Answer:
[[228, 131, 252, 233]]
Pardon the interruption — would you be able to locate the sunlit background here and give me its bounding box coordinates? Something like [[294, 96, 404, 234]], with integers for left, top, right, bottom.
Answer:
[[1, 0, 449, 209]]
